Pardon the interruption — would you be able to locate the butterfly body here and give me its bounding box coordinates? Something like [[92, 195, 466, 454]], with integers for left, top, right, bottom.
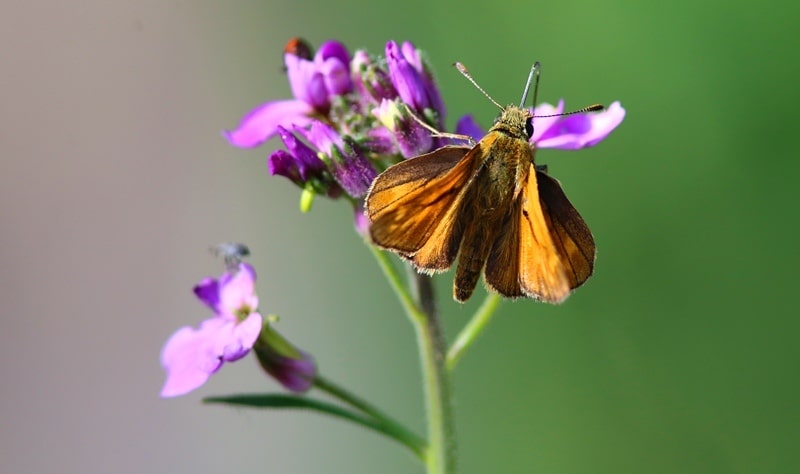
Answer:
[[366, 104, 595, 303]]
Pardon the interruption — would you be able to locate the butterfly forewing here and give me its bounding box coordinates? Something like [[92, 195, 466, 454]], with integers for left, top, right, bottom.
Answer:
[[518, 164, 573, 303], [367, 146, 477, 268]]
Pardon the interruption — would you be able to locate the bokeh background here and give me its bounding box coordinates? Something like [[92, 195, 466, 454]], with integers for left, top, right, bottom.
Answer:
[[2, 0, 798, 473]]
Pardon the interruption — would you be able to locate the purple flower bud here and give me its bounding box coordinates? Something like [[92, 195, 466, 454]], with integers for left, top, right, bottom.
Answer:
[[317, 40, 350, 66], [253, 325, 316, 393], [269, 126, 343, 198], [363, 126, 399, 155], [386, 41, 430, 113], [298, 121, 377, 198], [273, 126, 326, 181], [321, 58, 352, 96], [351, 50, 398, 104], [385, 41, 445, 127], [373, 99, 434, 158], [400, 41, 445, 119]]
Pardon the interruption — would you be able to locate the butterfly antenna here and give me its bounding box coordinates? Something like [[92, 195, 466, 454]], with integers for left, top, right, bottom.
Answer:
[[520, 61, 541, 108], [533, 103, 605, 118], [454, 62, 504, 111]]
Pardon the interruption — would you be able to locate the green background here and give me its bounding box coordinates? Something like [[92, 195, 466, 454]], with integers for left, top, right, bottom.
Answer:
[[2, 0, 798, 473]]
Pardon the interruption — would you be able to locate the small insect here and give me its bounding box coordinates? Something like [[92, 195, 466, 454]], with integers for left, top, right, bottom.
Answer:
[[365, 62, 600, 303], [210, 242, 251, 273], [283, 37, 313, 60]]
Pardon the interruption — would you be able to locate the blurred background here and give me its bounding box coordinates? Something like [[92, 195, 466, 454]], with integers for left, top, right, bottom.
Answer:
[[2, 0, 798, 473]]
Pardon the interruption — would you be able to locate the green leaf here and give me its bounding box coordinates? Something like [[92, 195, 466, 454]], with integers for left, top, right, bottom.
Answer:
[[204, 393, 426, 458]]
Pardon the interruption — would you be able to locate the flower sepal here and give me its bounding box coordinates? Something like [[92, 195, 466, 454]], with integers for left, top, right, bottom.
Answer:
[[253, 318, 317, 393]]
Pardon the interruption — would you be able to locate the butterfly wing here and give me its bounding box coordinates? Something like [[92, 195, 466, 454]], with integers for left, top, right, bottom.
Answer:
[[514, 165, 572, 303], [366, 145, 478, 271], [535, 169, 595, 289]]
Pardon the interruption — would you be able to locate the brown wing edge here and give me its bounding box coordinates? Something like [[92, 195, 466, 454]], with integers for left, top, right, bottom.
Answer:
[[535, 170, 596, 290]]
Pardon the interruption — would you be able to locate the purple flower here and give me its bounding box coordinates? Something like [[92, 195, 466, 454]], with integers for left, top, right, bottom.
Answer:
[[160, 263, 262, 398], [223, 40, 353, 148], [385, 41, 445, 127], [298, 121, 377, 198], [267, 126, 343, 198], [455, 101, 626, 150], [253, 325, 317, 393], [533, 101, 626, 149], [454, 114, 484, 142], [270, 126, 326, 181]]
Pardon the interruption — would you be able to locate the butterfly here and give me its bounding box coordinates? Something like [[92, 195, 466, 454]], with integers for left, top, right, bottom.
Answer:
[[365, 62, 598, 303]]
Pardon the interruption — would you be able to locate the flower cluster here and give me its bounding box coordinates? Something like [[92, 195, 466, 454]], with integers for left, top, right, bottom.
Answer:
[[223, 38, 625, 231], [160, 262, 315, 397], [224, 40, 448, 205]]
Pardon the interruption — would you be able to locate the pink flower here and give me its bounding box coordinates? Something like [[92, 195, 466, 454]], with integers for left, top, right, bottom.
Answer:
[[223, 41, 353, 148], [160, 263, 262, 397], [531, 101, 626, 150], [453, 101, 626, 150]]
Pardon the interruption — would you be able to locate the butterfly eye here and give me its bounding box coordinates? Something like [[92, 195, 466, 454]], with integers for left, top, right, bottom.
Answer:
[[524, 117, 534, 139]]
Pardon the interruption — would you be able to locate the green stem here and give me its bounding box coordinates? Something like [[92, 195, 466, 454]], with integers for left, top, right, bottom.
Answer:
[[368, 244, 419, 320], [313, 374, 426, 455], [446, 293, 502, 371], [369, 244, 457, 474], [412, 274, 457, 474]]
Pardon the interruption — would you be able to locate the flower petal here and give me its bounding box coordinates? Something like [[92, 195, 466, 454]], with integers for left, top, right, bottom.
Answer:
[[386, 41, 429, 112], [536, 101, 626, 149], [268, 149, 302, 182], [321, 57, 352, 96], [231, 312, 263, 358], [211, 313, 263, 362], [316, 41, 350, 66], [529, 101, 565, 143], [223, 99, 313, 148], [193, 277, 220, 313], [160, 324, 223, 397], [285, 54, 318, 104], [353, 201, 370, 236], [402, 41, 445, 121], [299, 120, 342, 154], [276, 126, 326, 180], [219, 263, 258, 316]]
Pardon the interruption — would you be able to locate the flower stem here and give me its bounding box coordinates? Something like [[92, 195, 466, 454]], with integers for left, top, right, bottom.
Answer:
[[446, 293, 501, 371], [412, 274, 457, 474], [368, 244, 457, 474], [368, 244, 419, 320], [313, 374, 426, 457]]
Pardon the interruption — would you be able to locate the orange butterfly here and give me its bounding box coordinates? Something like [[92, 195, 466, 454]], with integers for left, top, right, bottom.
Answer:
[[365, 63, 599, 303]]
